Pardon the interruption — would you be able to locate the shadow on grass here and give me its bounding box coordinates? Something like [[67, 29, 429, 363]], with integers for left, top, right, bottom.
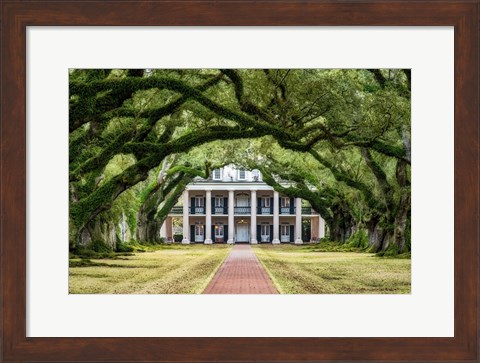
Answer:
[[69, 259, 150, 268]]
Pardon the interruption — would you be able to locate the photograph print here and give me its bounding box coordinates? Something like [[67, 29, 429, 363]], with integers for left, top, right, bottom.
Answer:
[[69, 69, 411, 294]]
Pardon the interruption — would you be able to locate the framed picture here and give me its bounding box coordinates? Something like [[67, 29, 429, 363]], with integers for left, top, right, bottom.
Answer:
[[1, 1, 478, 362]]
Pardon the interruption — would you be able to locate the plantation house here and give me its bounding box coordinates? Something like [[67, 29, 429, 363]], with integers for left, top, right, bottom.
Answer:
[[161, 165, 325, 244]]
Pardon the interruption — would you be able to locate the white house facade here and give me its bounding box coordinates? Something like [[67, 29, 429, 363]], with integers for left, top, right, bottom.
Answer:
[[160, 165, 325, 244]]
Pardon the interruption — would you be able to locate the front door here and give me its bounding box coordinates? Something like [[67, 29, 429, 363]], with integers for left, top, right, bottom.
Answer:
[[214, 225, 224, 243], [236, 223, 249, 242]]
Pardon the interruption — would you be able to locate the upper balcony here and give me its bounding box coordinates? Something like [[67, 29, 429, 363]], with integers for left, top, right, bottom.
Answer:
[[258, 206, 273, 215], [213, 206, 228, 215], [280, 207, 295, 215], [190, 206, 205, 214], [169, 205, 317, 216], [301, 207, 317, 215], [234, 206, 251, 215], [170, 206, 183, 215]]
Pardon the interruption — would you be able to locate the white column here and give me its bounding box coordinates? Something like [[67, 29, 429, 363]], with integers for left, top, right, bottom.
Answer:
[[227, 190, 235, 244], [318, 216, 326, 239], [272, 191, 280, 244], [166, 217, 173, 242], [181, 190, 190, 244], [160, 220, 167, 241], [204, 190, 212, 244], [294, 197, 303, 244], [250, 190, 257, 244]]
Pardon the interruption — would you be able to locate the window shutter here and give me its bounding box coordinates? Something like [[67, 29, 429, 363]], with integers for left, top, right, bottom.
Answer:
[[190, 225, 195, 242], [270, 197, 274, 214], [190, 198, 195, 214], [290, 197, 295, 214], [257, 225, 261, 241], [211, 225, 215, 241], [304, 221, 311, 242], [257, 197, 261, 213], [224, 197, 228, 213], [290, 225, 295, 242], [224, 225, 228, 242], [211, 198, 215, 214], [269, 225, 274, 242]]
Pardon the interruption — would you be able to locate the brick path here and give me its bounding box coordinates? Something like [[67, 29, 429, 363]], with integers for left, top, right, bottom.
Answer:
[[203, 245, 278, 294]]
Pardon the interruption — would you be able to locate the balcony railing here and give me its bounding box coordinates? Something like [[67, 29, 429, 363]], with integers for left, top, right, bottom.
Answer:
[[171, 206, 183, 214], [213, 206, 228, 215], [258, 207, 273, 215], [234, 206, 251, 214], [190, 206, 205, 214], [172, 205, 315, 215]]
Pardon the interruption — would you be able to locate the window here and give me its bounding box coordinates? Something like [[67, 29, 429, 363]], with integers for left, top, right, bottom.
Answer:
[[281, 197, 290, 208], [213, 168, 222, 180], [281, 225, 290, 242], [195, 225, 204, 236], [261, 225, 270, 236], [215, 197, 224, 207], [262, 197, 270, 208], [260, 224, 270, 242], [238, 168, 246, 180], [195, 197, 204, 207], [195, 225, 204, 242]]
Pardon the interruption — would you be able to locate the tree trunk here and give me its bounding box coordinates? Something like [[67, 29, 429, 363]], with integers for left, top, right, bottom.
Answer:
[[367, 216, 387, 252], [84, 219, 118, 250], [393, 194, 410, 253], [136, 219, 162, 243], [329, 206, 354, 243], [393, 160, 411, 253]]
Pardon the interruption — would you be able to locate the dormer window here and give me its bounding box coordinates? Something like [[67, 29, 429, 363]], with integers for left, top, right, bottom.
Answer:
[[252, 169, 260, 181], [213, 168, 222, 180], [238, 168, 246, 180]]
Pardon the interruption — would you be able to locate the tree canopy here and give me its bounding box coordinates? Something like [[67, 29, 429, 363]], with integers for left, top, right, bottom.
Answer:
[[69, 68, 410, 254]]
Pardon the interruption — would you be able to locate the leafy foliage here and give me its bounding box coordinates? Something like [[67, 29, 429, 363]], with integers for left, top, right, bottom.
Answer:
[[69, 69, 410, 255]]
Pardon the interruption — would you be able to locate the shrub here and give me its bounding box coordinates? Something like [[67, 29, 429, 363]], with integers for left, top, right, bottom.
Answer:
[[116, 241, 134, 252], [89, 239, 114, 253], [346, 230, 369, 249]]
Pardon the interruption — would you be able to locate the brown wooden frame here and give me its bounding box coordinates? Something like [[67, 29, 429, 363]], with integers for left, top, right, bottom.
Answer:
[[1, 1, 478, 361]]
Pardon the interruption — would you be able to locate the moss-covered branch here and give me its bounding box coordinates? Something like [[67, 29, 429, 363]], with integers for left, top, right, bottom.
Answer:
[[258, 167, 333, 224], [308, 149, 383, 213], [70, 75, 224, 181]]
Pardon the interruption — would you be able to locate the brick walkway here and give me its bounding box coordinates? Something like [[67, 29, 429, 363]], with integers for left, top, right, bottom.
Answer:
[[203, 245, 278, 294]]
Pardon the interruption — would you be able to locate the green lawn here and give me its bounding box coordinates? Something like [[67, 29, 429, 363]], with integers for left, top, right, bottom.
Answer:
[[253, 245, 411, 294], [69, 245, 231, 294], [70, 244, 410, 294]]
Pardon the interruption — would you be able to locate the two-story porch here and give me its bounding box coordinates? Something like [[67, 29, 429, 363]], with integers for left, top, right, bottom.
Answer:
[[163, 184, 325, 244]]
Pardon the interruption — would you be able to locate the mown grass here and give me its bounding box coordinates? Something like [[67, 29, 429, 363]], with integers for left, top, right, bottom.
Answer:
[[69, 244, 232, 294], [253, 245, 411, 294]]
